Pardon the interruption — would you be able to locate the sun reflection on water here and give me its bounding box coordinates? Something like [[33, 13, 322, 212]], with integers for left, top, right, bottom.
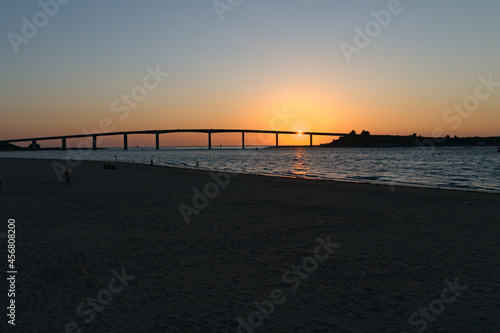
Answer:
[[291, 149, 310, 177]]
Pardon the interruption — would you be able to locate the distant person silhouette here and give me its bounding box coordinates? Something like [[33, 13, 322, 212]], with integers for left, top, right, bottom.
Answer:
[[64, 169, 71, 186]]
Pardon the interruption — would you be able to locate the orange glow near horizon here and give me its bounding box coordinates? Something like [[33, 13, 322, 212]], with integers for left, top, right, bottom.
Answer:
[[2, 2, 500, 145], [3, 82, 500, 147]]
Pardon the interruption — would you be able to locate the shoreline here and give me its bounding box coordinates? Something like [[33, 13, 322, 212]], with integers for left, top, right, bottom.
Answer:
[[2, 156, 499, 195]]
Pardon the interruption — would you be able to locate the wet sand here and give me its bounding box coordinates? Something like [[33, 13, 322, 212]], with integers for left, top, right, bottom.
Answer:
[[0, 158, 499, 332]]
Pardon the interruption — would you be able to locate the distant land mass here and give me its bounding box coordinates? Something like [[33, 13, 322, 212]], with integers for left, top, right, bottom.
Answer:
[[0, 141, 27, 151], [0, 142, 97, 151], [320, 131, 500, 148]]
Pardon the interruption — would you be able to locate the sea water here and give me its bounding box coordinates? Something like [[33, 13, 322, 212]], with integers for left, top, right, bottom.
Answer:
[[1, 146, 499, 193]]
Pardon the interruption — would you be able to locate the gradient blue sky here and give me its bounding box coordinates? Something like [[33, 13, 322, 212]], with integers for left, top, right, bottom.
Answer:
[[1, 0, 499, 146]]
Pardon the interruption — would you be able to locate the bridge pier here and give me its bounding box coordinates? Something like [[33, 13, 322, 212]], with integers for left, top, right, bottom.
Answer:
[[92, 135, 97, 150], [242, 132, 245, 149], [310, 134, 313, 147], [275, 133, 278, 147], [208, 132, 212, 149], [155, 133, 159, 150], [31, 139, 37, 151], [124, 134, 128, 150], [62, 137, 66, 151]]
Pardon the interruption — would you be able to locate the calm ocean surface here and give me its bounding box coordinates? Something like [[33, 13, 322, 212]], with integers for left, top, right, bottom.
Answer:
[[1, 146, 499, 193]]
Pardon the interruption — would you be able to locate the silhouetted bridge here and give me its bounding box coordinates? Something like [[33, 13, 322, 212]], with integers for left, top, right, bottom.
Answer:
[[3, 129, 348, 151]]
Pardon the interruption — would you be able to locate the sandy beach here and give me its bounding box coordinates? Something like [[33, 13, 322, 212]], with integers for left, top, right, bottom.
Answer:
[[0, 158, 499, 332]]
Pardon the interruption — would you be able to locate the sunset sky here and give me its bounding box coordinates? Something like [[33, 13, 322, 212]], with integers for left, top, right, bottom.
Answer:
[[1, 1, 499, 147]]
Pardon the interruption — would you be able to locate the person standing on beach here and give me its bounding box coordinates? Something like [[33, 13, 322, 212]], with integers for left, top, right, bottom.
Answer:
[[64, 169, 71, 186]]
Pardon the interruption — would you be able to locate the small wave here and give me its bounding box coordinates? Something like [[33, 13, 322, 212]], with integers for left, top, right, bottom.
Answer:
[[2, 147, 499, 194], [351, 176, 380, 181]]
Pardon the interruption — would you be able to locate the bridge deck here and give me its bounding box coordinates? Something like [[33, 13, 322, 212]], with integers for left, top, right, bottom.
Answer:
[[2, 129, 347, 150], [3, 129, 347, 143]]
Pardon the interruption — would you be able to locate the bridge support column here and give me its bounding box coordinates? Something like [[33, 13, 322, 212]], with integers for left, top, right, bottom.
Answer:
[[275, 133, 278, 147], [62, 137, 66, 151], [208, 132, 212, 149], [92, 135, 97, 150], [310, 134, 313, 147], [155, 133, 159, 150], [242, 132, 245, 149], [124, 134, 128, 150], [31, 139, 37, 151]]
